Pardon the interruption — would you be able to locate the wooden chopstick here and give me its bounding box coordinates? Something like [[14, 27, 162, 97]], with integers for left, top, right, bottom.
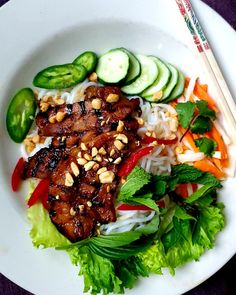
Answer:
[[175, 0, 236, 142]]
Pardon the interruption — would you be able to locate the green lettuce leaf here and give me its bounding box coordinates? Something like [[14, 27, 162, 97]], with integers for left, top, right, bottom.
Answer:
[[28, 203, 70, 248], [71, 246, 124, 294]]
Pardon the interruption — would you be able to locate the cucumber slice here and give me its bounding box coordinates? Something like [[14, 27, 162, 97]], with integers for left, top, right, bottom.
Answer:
[[142, 57, 170, 98], [161, 64, 179, 100], [73, 51, 98, 74], [120, 48, 141, 85], [121, 54, 158, 95], [166, 70, 185, 100], [96, 49, 129, 84]]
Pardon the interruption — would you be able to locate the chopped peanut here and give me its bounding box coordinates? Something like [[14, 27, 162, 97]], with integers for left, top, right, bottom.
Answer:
[[99, 171, 115, 184], [113, 157, 122, 164], [117, 120, 124, 132], [56, 111, 65, 122], [92, 98, 102, 110], [115, 134, 128, 144], [84, 161, 96, 171], [77, 158, 88, 165], [97, 167, 107, 175], [106, 93, 119, 103], [70, 162, 80, 177], [114, 140, 125, 150], [88, 72, 98, 82], [65, 172, 74, 187], [91, 147, 98, 157]]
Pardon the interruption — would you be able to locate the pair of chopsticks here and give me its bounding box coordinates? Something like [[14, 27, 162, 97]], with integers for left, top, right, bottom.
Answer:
[[175, 0, 236, 142]]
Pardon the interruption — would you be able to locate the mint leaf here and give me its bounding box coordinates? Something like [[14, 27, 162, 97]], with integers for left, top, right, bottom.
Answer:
[[196, 172, 222, 188], [131, 197, 159, 211], [174, 206, 196, 221], [154, 180, 167, 196], [171, 164, 203, 183], [196, 101, 216, 120], [118, 166, 151, 200], [185, 184, 216, 204], [191, 116, 213, 134], [194, 137, 217, 157], [176, 102, 195, 128]]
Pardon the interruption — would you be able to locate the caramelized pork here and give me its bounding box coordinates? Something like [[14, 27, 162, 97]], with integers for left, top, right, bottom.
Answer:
[[23, 86, 141, 241]]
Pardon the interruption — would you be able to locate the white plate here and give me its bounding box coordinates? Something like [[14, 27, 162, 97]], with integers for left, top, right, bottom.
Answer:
[[0, 0, 236, 294]]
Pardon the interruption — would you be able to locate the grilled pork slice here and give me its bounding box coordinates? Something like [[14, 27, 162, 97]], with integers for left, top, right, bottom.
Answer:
[[36, 86, 140, 137], [22, 147, 63, 179], [23, 86, 142, 242]]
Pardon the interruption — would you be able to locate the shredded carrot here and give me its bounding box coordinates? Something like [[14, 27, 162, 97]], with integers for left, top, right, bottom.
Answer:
[[192, 134, 199, 140], [179, 127, 199, 152], [170, 101, 177, 108], [185, 78, 219, 112], [200, 84, 208, 92], [221, 158, 229, 168], [212, 158, 223, 172], [194, 83, 219, 112], [193, 159, 225, 179], [208, 125, 228, 160]]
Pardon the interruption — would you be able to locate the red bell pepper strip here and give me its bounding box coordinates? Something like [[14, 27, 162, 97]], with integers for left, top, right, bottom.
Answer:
[[118, 146, 154, 177], [27, 179, 50, 209], [117, 200, 165, 211], [142, 135, 178, 145], [11, 157, 25, 192], [117, 204, 152, 211], [175, 183, 189, 199]]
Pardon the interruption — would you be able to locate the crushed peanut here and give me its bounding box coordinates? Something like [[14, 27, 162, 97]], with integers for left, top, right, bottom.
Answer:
[[88, 72, 98, 82], [77, 151, 82, 158], [49, 115, 57, 124], [56, 111, 65, 122], [113, 157, 122, 164], [95, 154, 102, 162], [77, 158, 88, 165], [106, 185, 111, 193], [99, 171, 115, 184], [84, 161, 96, 171], [40, 101, 50, 112], [92, 98, 102, 110], [98, 147, 106, 155], [70, 162, 80, 177], [136, 117, 144, 126], [70, 207, 76, 216], [32, 134, 40, 144], [117, 120, 124, 132], [84, 153, 92, 161], [110, 149, 115, 157], [106, 117, 110, 124], [87, 201, 92, 207], [81, 143, 88, 151], [108, 158, 113, 162], [91, 147, 98, 157], [97, 167, 107, 175], [65, 172, 74, 187], [101, 120, 105, 126], [106, 93, 119, 103], [115, 134, 128, 144], [53, 97, 65, 105], [114, 140, 125, 150], [79, 205, 84, 212], [93, 163, 99, 171], [61, 136, 66, 142]]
